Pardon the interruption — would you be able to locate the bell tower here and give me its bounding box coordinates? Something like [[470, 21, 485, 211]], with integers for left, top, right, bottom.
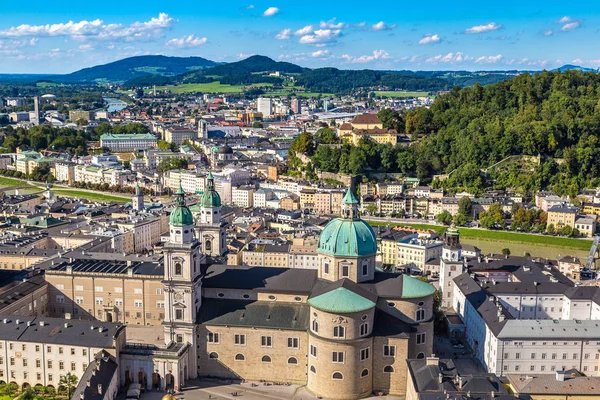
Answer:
[[163, 184, 203, 373], [196, 172, 226, 257], [132, 183, 144, 212], [439, 226, 463, 309]]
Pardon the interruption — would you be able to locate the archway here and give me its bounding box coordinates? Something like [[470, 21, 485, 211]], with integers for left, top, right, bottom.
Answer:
[[138, 370, 147, 387], [152, 371, 161, 390], [106, 312, 113, 322], [34, 384, 43, 394], [165, 373, 174, 390], [22, 382, 30, 391]]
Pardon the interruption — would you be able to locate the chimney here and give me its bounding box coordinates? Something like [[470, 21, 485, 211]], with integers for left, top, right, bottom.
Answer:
[[127, 267, 133, 277], [80, 394, 84, 400], [426, 355, 439, 366], [438, 373, 443, 384], [97, 384, 102, 394], [458, 376, 464, 390], [556, 370, 565, 382], [87, 380, 91, 387], [65, 313, 71, 320]]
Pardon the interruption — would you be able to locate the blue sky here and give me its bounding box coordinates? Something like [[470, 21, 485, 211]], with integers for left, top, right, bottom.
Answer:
[[0, 0, 599, 73]]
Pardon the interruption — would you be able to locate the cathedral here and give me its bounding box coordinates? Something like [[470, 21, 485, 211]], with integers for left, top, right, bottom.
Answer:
[[39, 181, 436, 399]]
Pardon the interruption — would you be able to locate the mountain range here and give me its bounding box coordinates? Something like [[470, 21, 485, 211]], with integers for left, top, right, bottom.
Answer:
[[2, 54, 598, 94]]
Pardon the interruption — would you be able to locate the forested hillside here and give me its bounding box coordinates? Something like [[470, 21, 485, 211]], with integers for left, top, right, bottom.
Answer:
[[297, 70, 600, 197]]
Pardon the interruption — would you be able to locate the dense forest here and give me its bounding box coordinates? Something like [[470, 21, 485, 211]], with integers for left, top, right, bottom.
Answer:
[[291, 70, 600, 197]]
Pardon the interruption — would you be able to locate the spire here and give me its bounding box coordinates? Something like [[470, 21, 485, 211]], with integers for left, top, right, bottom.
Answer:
[[135, 183, 141, 196], [175, 182, 186, 207], [207, 171, 215, 190]]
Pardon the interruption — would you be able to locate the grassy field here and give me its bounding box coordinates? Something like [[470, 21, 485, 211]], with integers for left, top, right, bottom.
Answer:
[[153, 82, 274, 93], [0, 176, 31, 188], [375, 91, 430, 98], [52, 189, 130, 203], [36, 81, 58, 88], [368, 221, 593, 252], [461, 237, 590, 260]]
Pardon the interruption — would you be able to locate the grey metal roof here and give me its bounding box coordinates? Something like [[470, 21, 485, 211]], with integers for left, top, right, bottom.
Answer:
[[71, 350, 118, 400], [198, 299, 309, 331], [498, 319, 600, 339], [202, 265, 318, 294], [0, 315, 122, 347]]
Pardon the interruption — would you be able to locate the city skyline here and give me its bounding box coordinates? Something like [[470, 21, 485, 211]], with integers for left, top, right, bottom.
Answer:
[[0, 0, 599, 74]]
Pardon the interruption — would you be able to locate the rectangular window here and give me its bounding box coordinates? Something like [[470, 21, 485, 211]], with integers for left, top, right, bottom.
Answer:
[[75, 285, 83, 291], [416, 332, 426, 345], [261, 336, 272, 347], [207, 332, 220, 344], [58, 347, 63, 354], [47, 346, 51, 353], [36, 359, 40, 368], [71, 362, 76, 371], [175, 309, 183, 320], [341, 265, 350, 278], [75, 296, 84, 305], [332, 351, 344, 363], [360, 347, 370, 361], [310, 345, 317, 358], [156, 288, 164, 295], [115, 299, 123, 307], [59, 361, 64, 370], [333, 326, 345, 338], [95, 286, 103, 292], [114, 287, 123, 293], [134, 288, 143, 294], [47, 360, 52, 369], [48, 374, 52, 382], [287, 338, 299, 349], [134, 300, 143, 308], [360, 323, 369, 336], [23, 359, 27, 367], [56, 295, 64, 303], [95, 298, 103, 306], [234, 334, 246, 345]]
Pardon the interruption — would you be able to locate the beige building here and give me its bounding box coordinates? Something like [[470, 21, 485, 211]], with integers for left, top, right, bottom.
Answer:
[[232, 186, 254, 208], [547, 204, 578, 229], [338, 114, 399, 146], [114, 215, 165, 254]]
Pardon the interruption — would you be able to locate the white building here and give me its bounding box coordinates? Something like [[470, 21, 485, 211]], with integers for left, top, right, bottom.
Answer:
[[397, 237, 443, 274], [257, 97, 273, 117], [253, 189, 276, 208], [74, 165, 135, 187], [163, 170, 206, 194], [232, 186, 254, 208], [100, 133, 158, 152]]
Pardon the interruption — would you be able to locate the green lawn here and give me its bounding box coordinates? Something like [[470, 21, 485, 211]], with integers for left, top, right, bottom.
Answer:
[[36, 81, 59, 88], [368, 221, 593, 251], [375, 91, 430, 98], [0, 176, 30, 188], [52, 189, 130, 203]]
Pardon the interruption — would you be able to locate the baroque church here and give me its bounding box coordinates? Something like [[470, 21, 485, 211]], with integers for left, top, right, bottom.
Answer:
[[40, 177, 436, 399]]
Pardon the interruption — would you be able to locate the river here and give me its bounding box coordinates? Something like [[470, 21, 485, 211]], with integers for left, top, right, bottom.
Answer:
[[104, 97, 128, 112]]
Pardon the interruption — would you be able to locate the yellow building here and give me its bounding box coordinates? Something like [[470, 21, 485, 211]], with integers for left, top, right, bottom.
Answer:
[[583, 202, 600, 217], [547, 204, 578, 229], [338, 114, 399, 145]]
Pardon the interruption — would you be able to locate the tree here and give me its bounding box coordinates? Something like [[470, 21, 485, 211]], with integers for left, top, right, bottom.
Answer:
[[157, 158, 188, 172], [502, 248, 511, 256], [453, 213, 467, 226], [314, 127, 338, 144], [252, 121, 263, 128], [59, 372, 78, 398], [458, 197, 472, 217], [436, 211, 453, 225], [546, 223, 555, 234], [157, 140, 172, 150], [561, 225, 573, 237], [365, 203, 378, 215]]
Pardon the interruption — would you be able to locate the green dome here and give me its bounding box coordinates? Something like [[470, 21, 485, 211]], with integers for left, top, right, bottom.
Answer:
[[401, 275, 436, 298], [170, 206, 194, 226], [200, 172, 221, 208], [170, 184, 194, 226], [317, 218, 377, 257], [308, 287, 375, 313]]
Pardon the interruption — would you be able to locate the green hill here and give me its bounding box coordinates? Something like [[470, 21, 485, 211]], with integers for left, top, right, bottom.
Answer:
[[60, 55, 219, 82]]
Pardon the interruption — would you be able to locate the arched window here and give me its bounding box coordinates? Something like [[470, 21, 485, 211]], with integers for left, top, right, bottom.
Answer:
[[205, 240, 212, 252], [174, 263, 182, 276], [416, 309, 425, 322], [261, 355, 272, 363], [361, 369, 369, 377], [333, 326, 345, 338], [208, 352, 218, 359], [417, 352, 425, 359], [384, 366, 394, 373], [287, 357, 298, 364], [312, 320, 319, 333], [310, 365, 316, 374], [332, 372, 344, 380], [234, 354, 245, 361]]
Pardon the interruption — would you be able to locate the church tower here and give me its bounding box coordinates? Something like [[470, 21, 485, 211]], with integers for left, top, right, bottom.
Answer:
[[196, 172, 226, 257], [439, 226, 463, 309], [163, 184, 203, 373], [132, 183, 144, 212]]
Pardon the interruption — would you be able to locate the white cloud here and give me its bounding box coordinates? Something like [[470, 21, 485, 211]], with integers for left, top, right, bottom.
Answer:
[[166, 34, 207, 48], [0, 13, 175, 41], [238, 52, 255, 58], [341, 49, 390, 63], [262, 7, 279, 17], [425, 52, 471, 64], [543, 29, 553, 36], [465, 22, 502, 34], [561, 21, 581, 31], [299, 29, 341, 44], [311, 49, 330, 58], [275, 28, 291, 40], [557, 16, 571, 24], [294, 25, 313, 35], [78, 44, 94, 51], [320, 19, 345, 29], [475, 54, 503, 64], [371, 21, 395, 31], [418, 34, 441, 45], [246, 4, 255, 9]]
